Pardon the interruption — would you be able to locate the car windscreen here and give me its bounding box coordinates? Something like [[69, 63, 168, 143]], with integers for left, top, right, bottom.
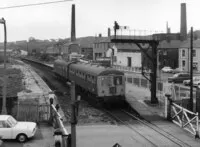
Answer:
[[173, 74, 179, 77]]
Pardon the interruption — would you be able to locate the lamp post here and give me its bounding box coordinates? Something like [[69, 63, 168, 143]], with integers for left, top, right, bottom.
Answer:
[[0, 18, 7, 114]]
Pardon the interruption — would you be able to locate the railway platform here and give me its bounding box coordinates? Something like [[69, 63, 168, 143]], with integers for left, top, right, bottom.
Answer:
[[126, 82, 200, 146]]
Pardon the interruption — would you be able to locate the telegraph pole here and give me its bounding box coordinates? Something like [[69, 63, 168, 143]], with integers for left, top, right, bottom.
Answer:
[[1, 18, 7, 114], [70, 81, 77, 147], [190, 27, 193, 111]]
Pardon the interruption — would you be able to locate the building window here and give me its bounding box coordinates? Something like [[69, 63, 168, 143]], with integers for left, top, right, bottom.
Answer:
[[182, 60, 185, 67], [182, 49, 185, 57], [193, 50, 196, 57], [193, 62, 198, 70]]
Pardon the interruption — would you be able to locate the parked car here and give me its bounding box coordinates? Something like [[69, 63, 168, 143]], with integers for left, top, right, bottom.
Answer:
[[0, 115, 37, 143], [193, 77, 200, 87], [168, 73, 190, 83], [172, 68, 183, 74], [161, 66, 173, 73], [183, 77, 200, 86]]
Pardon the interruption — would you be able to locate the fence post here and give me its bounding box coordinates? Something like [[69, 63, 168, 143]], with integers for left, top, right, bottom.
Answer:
[[195, 112, 199, 139], [180, 86, 181, 100], [139, 76, 141, 87], [54, 129, 63, 147], [49, 98, 54, 125], [165, 94, 172, 121]]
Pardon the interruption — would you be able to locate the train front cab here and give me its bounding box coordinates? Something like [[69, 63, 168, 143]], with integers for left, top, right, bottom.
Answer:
[[97, 74, 125, 105]]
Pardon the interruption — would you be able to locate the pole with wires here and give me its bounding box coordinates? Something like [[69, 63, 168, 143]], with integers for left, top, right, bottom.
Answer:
[[190, 27, 193, 112]]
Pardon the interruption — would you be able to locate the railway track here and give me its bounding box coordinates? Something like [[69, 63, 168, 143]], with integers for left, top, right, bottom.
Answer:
[[21, 58, 194, 146], [103, 108, 192, 147]]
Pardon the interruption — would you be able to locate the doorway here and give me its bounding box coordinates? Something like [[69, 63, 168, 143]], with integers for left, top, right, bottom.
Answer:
[[127, 57, 132, 67]]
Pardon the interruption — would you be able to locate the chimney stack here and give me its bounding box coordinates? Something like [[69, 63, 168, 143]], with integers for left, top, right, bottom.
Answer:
[[108, 28, 111, 37], [166, 22, 168, 33], [166, 22, 171, 34], [71, 4, 76, 42], [180, 3, 187, 41]]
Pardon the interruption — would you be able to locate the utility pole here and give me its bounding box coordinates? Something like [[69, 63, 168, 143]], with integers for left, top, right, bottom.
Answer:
[[27, 42, 29, 56], [190, 27, 193, 111], [1, 18, 7, 114], [151, 42, 158, 104], [70, 81, 77, 147], [157, 50, 160, 77], [114, 21, 120, 38]]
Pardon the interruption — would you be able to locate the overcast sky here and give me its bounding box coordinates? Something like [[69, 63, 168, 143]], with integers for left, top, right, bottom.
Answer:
[[0, 0, 199, 42]]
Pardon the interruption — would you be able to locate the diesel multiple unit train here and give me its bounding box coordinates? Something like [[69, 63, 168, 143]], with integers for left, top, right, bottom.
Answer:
[[53, 59, 125, 104]]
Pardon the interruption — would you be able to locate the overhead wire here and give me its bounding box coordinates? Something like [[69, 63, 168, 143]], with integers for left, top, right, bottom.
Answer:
[[0, 0, 73, 9]]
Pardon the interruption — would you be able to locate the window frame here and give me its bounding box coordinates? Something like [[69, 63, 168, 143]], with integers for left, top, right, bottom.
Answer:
[[182, 49, 186, 57]]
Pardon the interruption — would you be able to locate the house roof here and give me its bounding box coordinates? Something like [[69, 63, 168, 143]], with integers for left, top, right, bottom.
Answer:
[[180, 39, 200, 48], [94, 37, 110, 43], [46, 46, 59, 54], [76, 37, 96, 48], [158, 40, 182, 49], [64, 36, 96, 48], [114, 43, 140, 50]]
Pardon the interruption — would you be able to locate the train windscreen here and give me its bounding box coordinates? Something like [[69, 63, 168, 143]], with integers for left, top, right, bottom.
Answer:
[[101, 76, 113, 86], [101, 76, 122, 86], [114, 76, 122, 85]]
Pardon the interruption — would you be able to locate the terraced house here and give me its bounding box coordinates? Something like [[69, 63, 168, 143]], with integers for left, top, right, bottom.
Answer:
[[179, 39, 200, 72]]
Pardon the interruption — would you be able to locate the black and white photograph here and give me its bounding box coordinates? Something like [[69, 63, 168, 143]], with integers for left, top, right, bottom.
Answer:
[[1, 0, 200, 147]]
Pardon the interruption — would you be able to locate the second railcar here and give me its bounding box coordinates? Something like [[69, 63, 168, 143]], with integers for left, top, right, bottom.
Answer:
[[53, 59, 125, 103], [68, 62, 125, 103]]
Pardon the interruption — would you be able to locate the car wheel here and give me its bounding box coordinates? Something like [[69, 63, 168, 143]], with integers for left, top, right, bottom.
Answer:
[[17, 134, 27, 143]]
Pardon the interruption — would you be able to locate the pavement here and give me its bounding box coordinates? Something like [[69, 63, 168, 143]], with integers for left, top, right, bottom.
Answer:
[[125, 82, 200, 146]]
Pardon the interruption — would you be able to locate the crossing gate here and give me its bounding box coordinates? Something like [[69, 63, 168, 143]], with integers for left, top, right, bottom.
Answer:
[[171, 102, 199, 138]]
